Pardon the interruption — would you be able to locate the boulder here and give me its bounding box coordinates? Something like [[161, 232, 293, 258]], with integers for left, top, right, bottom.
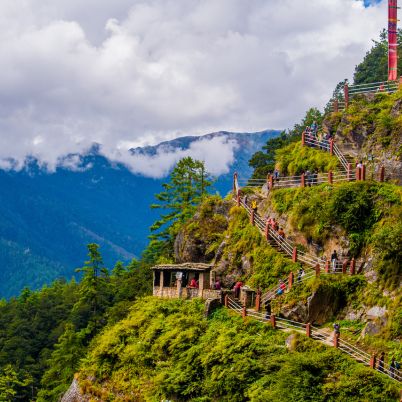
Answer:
[[365, 306, 387, 320], [285, 333, 298, 351], [281, 302, 308, 323], [307, 285, 346, 325], [361, 321, 382, 338]]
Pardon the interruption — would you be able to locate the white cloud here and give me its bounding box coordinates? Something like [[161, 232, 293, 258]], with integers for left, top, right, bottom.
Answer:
[[0, 0, 387, 175], [107, 135, 239, 178]]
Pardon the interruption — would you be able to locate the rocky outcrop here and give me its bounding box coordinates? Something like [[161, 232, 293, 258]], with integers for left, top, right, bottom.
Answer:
[[281, 284, 346, 325], [174, 199, 230, 263], [61, 378, 86, 402]]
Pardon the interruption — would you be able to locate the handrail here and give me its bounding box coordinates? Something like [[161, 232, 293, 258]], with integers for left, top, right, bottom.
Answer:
[[225, 301, 401, 383]]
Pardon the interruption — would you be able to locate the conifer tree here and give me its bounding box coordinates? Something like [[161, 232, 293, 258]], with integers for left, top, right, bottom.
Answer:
[[74, 243, 110, 331], [150, 157, 211, 243]]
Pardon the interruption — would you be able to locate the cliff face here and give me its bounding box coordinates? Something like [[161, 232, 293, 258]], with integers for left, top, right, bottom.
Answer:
[[324, 92, 402, 183]]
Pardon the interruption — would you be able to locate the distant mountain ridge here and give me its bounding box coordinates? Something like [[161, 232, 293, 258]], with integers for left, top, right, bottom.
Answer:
[[0, 129, 279, 298]]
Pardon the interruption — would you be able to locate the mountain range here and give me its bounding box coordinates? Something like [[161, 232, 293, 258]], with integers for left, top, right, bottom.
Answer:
[[0, 130, 279, 298]]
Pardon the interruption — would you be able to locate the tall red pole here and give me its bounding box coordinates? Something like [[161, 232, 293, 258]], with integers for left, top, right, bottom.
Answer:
[[388, 0, 398, 81]]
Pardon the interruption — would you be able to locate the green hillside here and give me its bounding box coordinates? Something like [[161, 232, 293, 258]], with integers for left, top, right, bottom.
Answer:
[[0, 30, 401, 401]]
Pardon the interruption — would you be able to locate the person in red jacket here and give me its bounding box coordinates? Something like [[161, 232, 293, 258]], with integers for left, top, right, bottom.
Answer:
[[233, 281, 243, 299], [189, 278, 198, 288]]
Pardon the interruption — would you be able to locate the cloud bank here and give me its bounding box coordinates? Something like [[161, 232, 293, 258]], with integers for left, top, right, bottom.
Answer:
[[0, 0, 387, 176]]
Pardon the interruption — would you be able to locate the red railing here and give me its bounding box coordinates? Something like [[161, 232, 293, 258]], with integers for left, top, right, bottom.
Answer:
[[226, 296, 401, 383]]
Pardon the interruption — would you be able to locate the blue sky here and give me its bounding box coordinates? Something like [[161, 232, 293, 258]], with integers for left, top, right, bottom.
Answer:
[[364, 0, 382, 6]]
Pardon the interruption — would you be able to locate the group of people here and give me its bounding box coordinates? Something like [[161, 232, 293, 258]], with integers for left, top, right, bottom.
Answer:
[[374, 351, 400, 378], [266, 216, 286, 241]]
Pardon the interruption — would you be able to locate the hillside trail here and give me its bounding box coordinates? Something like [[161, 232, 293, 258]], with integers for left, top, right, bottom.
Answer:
[[229, 133, 401, 384]]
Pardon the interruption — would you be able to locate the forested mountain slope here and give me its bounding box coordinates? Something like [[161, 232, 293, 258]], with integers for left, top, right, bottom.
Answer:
[[0, 130, 277, 298]]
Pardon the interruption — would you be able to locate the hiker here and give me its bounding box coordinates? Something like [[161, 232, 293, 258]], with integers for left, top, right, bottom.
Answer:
[[390, 357, 396, 378], [233, 281, 243, 299], [214, 279, 221, 290], [265, 299, 272, 318], [356, 160, 363, 169], [189, 278, 198, 288], [333, 322, 340, 339], [271, 218, 279, 231], [378, 351, 385, 373], [251, 200, 258, 213], [277, 280, 286, 296], [297, 267, 305, 283], [273, 168, 280, 181], [278, 227, 285, 240], [305, 170, 312, 186], [311, 121, 318, 136], [331, 250, 338, 272]]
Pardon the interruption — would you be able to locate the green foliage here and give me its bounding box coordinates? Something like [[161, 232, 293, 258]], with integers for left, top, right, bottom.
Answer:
[[327, 88, 402, 155], [219, 206, 300, 290], [74, 243, 111, 332], [249, 108, 323, 180], [353, 29, 402, 84], [0, 365, 32, 401], [179, 196, 229, 261], [0, 245, 152, 400], [270, 182, 401, 285], [150, 157, 212, 243], [78, 298, 399, 401], [275, 142, 339, 176]]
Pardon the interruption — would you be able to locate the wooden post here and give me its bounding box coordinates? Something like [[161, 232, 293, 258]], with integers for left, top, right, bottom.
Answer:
[[242, 306, 247, 319], [315, 264, 321, 277], [369, 354, 377, 369], [344, 83, 349, 109], [270, 314, 276, 329], [347, 163, 352, 181], [269, 174, 273, 190], [288, 272, 294, 290], [224, 294, 228, 307], [250, 210, 255, 226], [236, 190, 241, 206], [333, 334, 339, 348], [342, 260, 348, 274], [356, 167, 361, 181], [292, 247, 298, 263], [333, 99, 339, 113], [379, 166, 385, 182], [301, 173, 305, 188], [329, 139, 334, 155], [361, 164, 366, 181], [350, 258, 356, 275], [255, 291, 261, 312], [265, 220, 270, 241], [325, 260, 330, 273], [301, 131, 305, 146], [328, 171, 333, 184], [306, 323, 311, 338]]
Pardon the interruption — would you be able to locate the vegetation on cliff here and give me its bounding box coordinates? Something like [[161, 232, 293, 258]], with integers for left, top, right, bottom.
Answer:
[[77, 297, 400, 402]]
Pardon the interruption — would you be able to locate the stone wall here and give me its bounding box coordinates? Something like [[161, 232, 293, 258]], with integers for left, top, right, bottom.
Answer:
[[153, 286, 221, 301]]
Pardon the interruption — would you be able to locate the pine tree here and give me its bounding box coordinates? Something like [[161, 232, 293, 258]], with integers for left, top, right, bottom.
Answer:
[[150, 157, 212, 244], [74, 244, 110, 331]]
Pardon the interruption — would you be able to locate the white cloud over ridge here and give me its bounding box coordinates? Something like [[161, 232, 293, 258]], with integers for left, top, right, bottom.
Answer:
[[0, 0, 387, 177]]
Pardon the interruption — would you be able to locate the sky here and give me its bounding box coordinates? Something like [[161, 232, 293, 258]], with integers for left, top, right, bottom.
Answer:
[[0, 0, 388, 177]]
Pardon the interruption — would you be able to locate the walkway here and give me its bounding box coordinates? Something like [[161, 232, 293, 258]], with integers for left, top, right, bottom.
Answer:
[[225, 296, 401, 383]]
